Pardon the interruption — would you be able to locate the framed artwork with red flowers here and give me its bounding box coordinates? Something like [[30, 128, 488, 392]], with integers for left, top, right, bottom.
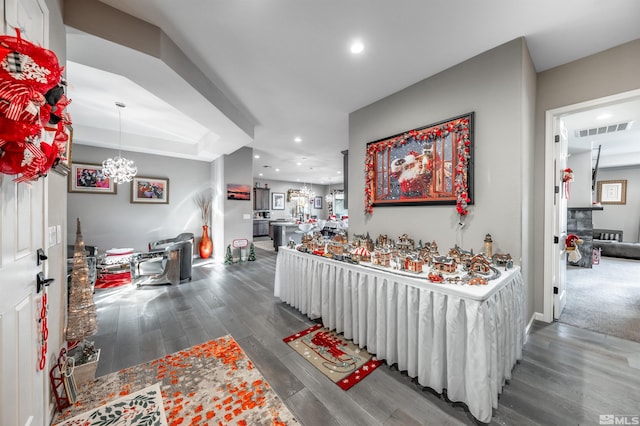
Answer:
[[364, 112, 474, 216], [68, 162, 117, 194]]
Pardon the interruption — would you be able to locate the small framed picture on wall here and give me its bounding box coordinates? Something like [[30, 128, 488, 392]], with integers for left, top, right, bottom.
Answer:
[[227, 183, 251, 200], [68, 162, 116, 194], [131, 176, 170, 204], [272, 192, 285, 210], [314, 196, 323, 209], [597, 179, 627, 205]]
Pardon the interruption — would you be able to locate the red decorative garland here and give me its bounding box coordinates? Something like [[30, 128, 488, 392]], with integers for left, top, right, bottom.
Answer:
[[364, 117, 471, 217], [39, 291, 48, 370]]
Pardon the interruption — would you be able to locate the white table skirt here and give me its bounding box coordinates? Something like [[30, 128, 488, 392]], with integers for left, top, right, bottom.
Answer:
[[274, 247, 525, 423]]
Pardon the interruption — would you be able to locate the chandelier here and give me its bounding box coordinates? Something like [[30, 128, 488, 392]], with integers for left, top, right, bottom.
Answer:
[[300, 182, 315, 199], [325, 192, 333, 203], [324, 185, 335, 203], [102, 102, 137, 184]]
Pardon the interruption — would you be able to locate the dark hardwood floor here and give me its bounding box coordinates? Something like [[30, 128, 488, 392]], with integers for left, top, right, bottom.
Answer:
[[91, 248, 640, 425]]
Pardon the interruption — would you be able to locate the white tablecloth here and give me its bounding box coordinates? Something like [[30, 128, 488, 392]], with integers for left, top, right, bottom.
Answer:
[[274, 247, 525, 423]]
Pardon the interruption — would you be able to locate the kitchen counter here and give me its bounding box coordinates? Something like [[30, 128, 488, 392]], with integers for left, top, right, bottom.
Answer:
[[271, 222, 302, 251], [268, 220, 293, 239]]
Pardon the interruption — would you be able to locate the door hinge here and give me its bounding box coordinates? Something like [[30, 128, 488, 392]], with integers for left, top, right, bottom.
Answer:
[[554, 185, 559, 194], [554, 135, 560, 143], [554, 236, 559, 244], [553, 286, 559, 294]]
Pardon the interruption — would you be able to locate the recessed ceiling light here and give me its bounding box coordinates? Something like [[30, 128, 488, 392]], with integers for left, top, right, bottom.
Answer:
[[296, 162, 302, 166], [337, 171, 342, 174], [296, 178, 301, 182], [294, 137, 302, 143], [254, 154, 260, 159], [259, 173, 263, 177], [350, 41, 364, 54], [275, 168, 280, 172], [597, 113, 613, 120]]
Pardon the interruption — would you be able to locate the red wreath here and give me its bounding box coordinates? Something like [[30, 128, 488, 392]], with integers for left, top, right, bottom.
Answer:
[[0, 29, 70, 182], [0, 31, 62, 93]]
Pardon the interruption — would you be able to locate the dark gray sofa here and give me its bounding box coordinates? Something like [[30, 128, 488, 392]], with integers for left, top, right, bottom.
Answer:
[[592, 229, 640, 260]]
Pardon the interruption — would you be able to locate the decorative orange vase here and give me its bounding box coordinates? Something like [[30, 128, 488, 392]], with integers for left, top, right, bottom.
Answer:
[[199, 225, 213, 259]]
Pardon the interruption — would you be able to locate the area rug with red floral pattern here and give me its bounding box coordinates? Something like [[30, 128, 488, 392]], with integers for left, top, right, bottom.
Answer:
[[283, 324, 383, 390], [54, 336, 297, 425]]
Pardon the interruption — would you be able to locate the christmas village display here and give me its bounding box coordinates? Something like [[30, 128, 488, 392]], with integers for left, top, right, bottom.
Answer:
[[289, 230, 513, 285]]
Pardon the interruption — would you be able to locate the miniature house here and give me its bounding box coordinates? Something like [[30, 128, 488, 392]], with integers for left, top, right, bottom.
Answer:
[[433, 256, 457, 273], [404, 255, 424, 273], [396, 234, 415, 252], [470, 254, 493, 275]]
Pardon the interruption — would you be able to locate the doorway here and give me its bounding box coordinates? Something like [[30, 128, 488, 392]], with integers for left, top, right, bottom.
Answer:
[[543, 88, 640, 328]]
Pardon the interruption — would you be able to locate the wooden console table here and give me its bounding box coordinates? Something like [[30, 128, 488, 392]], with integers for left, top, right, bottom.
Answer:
[[274, 247, 525, 423]]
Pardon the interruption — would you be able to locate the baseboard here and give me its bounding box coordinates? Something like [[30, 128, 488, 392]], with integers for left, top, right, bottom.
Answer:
[[525, 313, 541, 337], [526, 314, 534, 334], [522, 314, 534, 344]]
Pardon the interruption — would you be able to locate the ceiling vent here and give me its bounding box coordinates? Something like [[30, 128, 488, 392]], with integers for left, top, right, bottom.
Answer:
[[575, 122, 630, 138]]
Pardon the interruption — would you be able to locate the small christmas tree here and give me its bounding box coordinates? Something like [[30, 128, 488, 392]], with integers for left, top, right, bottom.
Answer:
[[248, 243, 256, 261], [66, 218, 97, 342], [224, 245, 234, 264]]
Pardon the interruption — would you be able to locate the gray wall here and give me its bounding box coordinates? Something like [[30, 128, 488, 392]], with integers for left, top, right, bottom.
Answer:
[[68, 145, 210, 252], [534, 38, 640, 313], [520, 38, 537, 324], [592, 166, 640, 242], [349, 38, 536, 319], [567, 150, 593, 208], [211, 148, 253, 261]]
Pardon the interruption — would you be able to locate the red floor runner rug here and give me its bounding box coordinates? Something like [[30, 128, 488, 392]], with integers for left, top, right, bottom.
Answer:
[[94, 271, 131, 289], [283, 324, 383, 390]]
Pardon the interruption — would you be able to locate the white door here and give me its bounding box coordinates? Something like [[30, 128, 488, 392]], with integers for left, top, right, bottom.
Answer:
[[1, 1, 50, 425], [553, 118, 569, 319]]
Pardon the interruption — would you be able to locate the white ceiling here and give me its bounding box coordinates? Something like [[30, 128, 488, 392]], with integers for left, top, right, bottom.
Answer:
[[564, 96, 640, 168], [65, 0, 640, 185]]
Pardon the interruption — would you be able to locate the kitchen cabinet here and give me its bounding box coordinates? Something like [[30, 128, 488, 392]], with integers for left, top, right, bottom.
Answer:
[[254, 188, 270, 211], [253, 220, 269, 237]]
